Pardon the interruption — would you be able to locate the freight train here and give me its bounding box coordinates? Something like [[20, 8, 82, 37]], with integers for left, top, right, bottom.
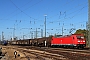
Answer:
[[10, 34, 86, 48]]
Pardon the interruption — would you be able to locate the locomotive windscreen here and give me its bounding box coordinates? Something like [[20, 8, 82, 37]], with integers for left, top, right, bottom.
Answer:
[[77, 36, 84, 39]]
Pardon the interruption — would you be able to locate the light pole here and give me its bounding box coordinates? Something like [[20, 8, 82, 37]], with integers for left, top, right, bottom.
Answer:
[[44, 15, 47, 47], [2, 32, 4, 41], [41, 29, 43, 38], [62, 26, 63, 36]]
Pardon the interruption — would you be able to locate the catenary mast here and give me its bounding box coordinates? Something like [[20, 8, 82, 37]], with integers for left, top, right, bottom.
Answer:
[[88, 0, 90, 47]]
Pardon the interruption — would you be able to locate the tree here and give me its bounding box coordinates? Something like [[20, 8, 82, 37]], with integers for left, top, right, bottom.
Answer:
[[74, 29, 88, 39]]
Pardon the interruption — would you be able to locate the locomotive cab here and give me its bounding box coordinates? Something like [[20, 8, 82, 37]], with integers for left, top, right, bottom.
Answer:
[[72, 34, 86, 48], [76, 35, 86, 48]]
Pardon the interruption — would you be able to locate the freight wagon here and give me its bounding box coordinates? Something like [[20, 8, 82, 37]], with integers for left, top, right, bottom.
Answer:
[[34, 37, 52, 47]]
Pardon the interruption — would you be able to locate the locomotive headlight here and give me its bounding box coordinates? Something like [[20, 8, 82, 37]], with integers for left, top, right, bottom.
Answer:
[[81, 37, 84, 39], [78, 41, 80, 42], [83, 41, 85, 42]]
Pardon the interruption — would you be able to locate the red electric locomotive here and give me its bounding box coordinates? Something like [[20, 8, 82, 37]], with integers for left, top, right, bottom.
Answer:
[[51, 34, 86, 48]]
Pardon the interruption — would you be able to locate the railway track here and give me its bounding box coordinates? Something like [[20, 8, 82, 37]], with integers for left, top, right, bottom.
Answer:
[[39, 47, 90, 60], [17, 46, 90, 60], [47, 48, 90, 55], [15, 47, 67, 60], [2, 45, 90, 60], [17, 46, 90, 55], [3, 46, 67, 60], [22, 49, 66, 60]]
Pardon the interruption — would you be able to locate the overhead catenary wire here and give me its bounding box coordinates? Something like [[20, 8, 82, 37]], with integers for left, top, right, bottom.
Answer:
[[47, 5, 88, 23], [47, 1, 88, 20], [0, 0, 87, 23], [0, 0, 88, 39], [2, 0, 32, 20], [47, 0, 74, 19], [7, 0, 43, 21]]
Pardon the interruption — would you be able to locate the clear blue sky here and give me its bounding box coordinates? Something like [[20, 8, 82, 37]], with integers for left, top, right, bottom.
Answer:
[[0, 0, 88, 40]]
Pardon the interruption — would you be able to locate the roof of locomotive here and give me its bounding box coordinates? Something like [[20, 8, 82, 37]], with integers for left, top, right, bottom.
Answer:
[[53, 34, 84, 38]]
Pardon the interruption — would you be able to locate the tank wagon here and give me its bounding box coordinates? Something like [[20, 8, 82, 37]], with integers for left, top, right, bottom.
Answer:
[[10, 34, 86, 48]]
